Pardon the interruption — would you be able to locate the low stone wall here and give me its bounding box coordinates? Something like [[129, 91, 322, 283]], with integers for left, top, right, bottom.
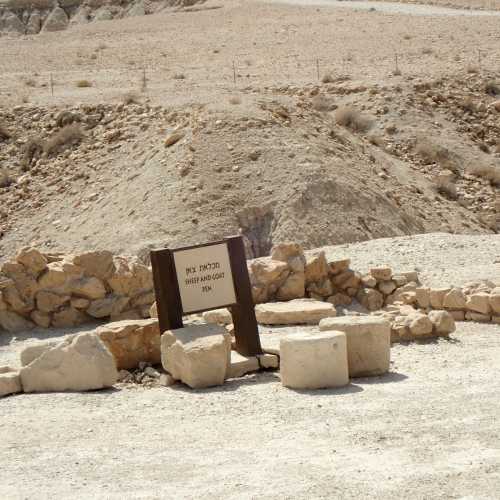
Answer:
[[0, 248, 154, 331]]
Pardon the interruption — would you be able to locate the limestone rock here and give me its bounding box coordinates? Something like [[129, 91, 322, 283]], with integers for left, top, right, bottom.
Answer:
[[415, 287, 430, 308], [271, 242, 304, 265], [21, 340, 60, 366], [0, 367, 22, 397], [93, 7, 114, 22], [161, 324, 231, 389], [38, 260, 83, 291], [127, 0, 146, 17], [327, 258, 351, 276], [20, 332, 118, 392], [280, 331, 349, 389], [36, 290, 70, 313], [465, 311, 491, 322], [370, 267, 392, 281], [227, 351, 259, 378], [150, 302, 158, 318], [26, 10, 42, 34], [30, 310, 51, 328], [276, 273, 305, 301], [466, 293, 491, 315], [52, 307, 88, 328], [0, 310, 34, 332], [489, 288, 500, 314], [258, 353, 279, 369], [307, 278, 333, 298], [203, 308, 233, 325], [428, 310, 455, 335], [72, 251, 115, 281], [249, 258, 289, 287], [443, 288, 467, 310], [255, 299, 336, 325], [96, 319, 160, 370], [70, 277, 107, 300], [408, 313, 433, 336], [378, 280, 396, 296], [319, 315, 390, 377], [107, 258, 152, 297], [41, 6, 69, 32], [429, 288, 451, 309], [361, 274, 377, 288], [1, 10, 25, 34], [356, 288, 384, 311], [16, 247, 47, 275], [304, 250, 329, 284], [327, 293, 352, 306], [87, 295, 129, 318], [449, 310, 466, 321]]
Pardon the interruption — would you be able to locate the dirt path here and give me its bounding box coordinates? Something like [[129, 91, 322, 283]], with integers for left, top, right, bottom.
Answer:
[[1, 322, 500, 499]]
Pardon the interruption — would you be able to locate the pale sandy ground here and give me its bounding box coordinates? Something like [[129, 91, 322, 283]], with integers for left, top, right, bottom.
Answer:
[[1, 234, 500, 499]]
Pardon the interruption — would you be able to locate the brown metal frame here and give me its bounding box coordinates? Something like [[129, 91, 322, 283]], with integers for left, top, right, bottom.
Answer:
[[150, 235, 262, 356]]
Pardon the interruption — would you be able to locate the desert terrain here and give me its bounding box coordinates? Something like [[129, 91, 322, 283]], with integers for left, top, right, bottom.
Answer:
[[1, 0, 500, 498]]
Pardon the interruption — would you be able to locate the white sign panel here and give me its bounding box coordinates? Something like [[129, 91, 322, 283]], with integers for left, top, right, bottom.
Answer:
[[173, 243, 237, 314]]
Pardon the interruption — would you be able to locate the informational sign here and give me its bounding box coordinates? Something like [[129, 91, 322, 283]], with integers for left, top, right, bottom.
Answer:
[[150, 236, 262, 357], [172, 243, 237, 314]]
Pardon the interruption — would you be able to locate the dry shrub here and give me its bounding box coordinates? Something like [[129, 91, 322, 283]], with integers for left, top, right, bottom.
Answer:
[[436, 179, 458, 200], [24, 78, 37, 87], [468, 164, 500, 186], [322, 74, 334, 84], [228, 95, 241, 105], [21, 137, 44, 171], [173, 73, 186, 80], [335, 106, 373, 132], [312, 95, 333, 112], [0, 123, 11, 141], [56, 110, 82, 128], [485, 80, 500, 96], [121, 91, 140, 105], [422, 47, 433, 55], [76, 80, 92, 88], [44, 124, 84, 156], [467, 65, 479, 74], [0, 168, 13, 188], [415, 138, 450, 164], [368, 134, 384, 147], [460, 96, 476, 113]]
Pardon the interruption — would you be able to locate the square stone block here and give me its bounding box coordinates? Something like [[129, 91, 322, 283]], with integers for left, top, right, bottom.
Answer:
[[280, 331, 349, 390], [319, 316, 390, 377]]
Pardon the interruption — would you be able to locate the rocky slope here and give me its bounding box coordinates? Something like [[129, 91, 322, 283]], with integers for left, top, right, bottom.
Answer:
[[0, 0, 205, 35]]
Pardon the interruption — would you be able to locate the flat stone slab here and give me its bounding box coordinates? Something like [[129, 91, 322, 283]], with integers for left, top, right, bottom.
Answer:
[[255, 299, 336, 325], [226, 351, 259, 379]]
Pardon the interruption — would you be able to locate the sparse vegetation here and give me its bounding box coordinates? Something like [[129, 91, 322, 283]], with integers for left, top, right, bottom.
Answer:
[[422, 47, 433, 55], [321, 74, 334, 84], [173, 73, 186, 80], [76, 80, 93, 88], [467, 65, 479, 74], [485, 80, 500, 96], [122, 91, 141, 105], [335, 106, 373, 132], [368, 134, 384, 147], [415, 138, 450, 164], [460, 96, 476, 113], [467, 164, 500, 186], [0, 168, 13, 188], [56, 111, 82, 128], [44, 124, 84, 156], [21, 137, 44, 171], [311, 95, 333, 112], [436, 179, 458, 200], [0, 123, 11, 141]]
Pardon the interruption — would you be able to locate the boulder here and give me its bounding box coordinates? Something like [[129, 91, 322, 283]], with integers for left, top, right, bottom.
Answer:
[[2, 284, 33, 314], [304, 250, 329, 284], [38, 260, 83, 291], [356, 288, 384, 311], [428, 310, 455, 335], [378, 280, 396, 295], [429, 288, 451, 309], [271, 243, 306, 300], [41, 6, 69, 32], [52, 307, 88, 328], [276, 273, 305, 301], [415, 287, 430, 308], [21, 339, 60, 366], [255, 299, 336, 325], [96, 319, 160, 370], [70, 277, 107, 300], [36, 290, 70, 313], [466, 293, 491, 315], [361, 274, 377, 288], [161, 324, 231, 389], [107, 258, 152, 297], [327, 293, 352, 306], [280, 331, 349, 390], [16, 247, 47, 275], [249, 258, 289, 287], [370, 267, 392, 281], [0, 310, 34, 332], [72, 251, 116, 281], [327, 258, 350, 276], [1, 10, 25, 34], [26, 10, 42, 34], [465, 311, 491, 322], [87, 295, 129, 318], [30, 310, 51, 328], [408, 313, 433, 336], [258, 353, 279, 369], [449, 310, 465, 321], [202, 308, 233, 325], [227, 351, 259, 378], [0, 367, 22, 397], [127, 0, 146, 16], [307, 278, 334, 298], [20, 332, 118, 392], [319, 315, 390, 377], [489, 288, 500, 314], [443, 288, 467, 310]]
